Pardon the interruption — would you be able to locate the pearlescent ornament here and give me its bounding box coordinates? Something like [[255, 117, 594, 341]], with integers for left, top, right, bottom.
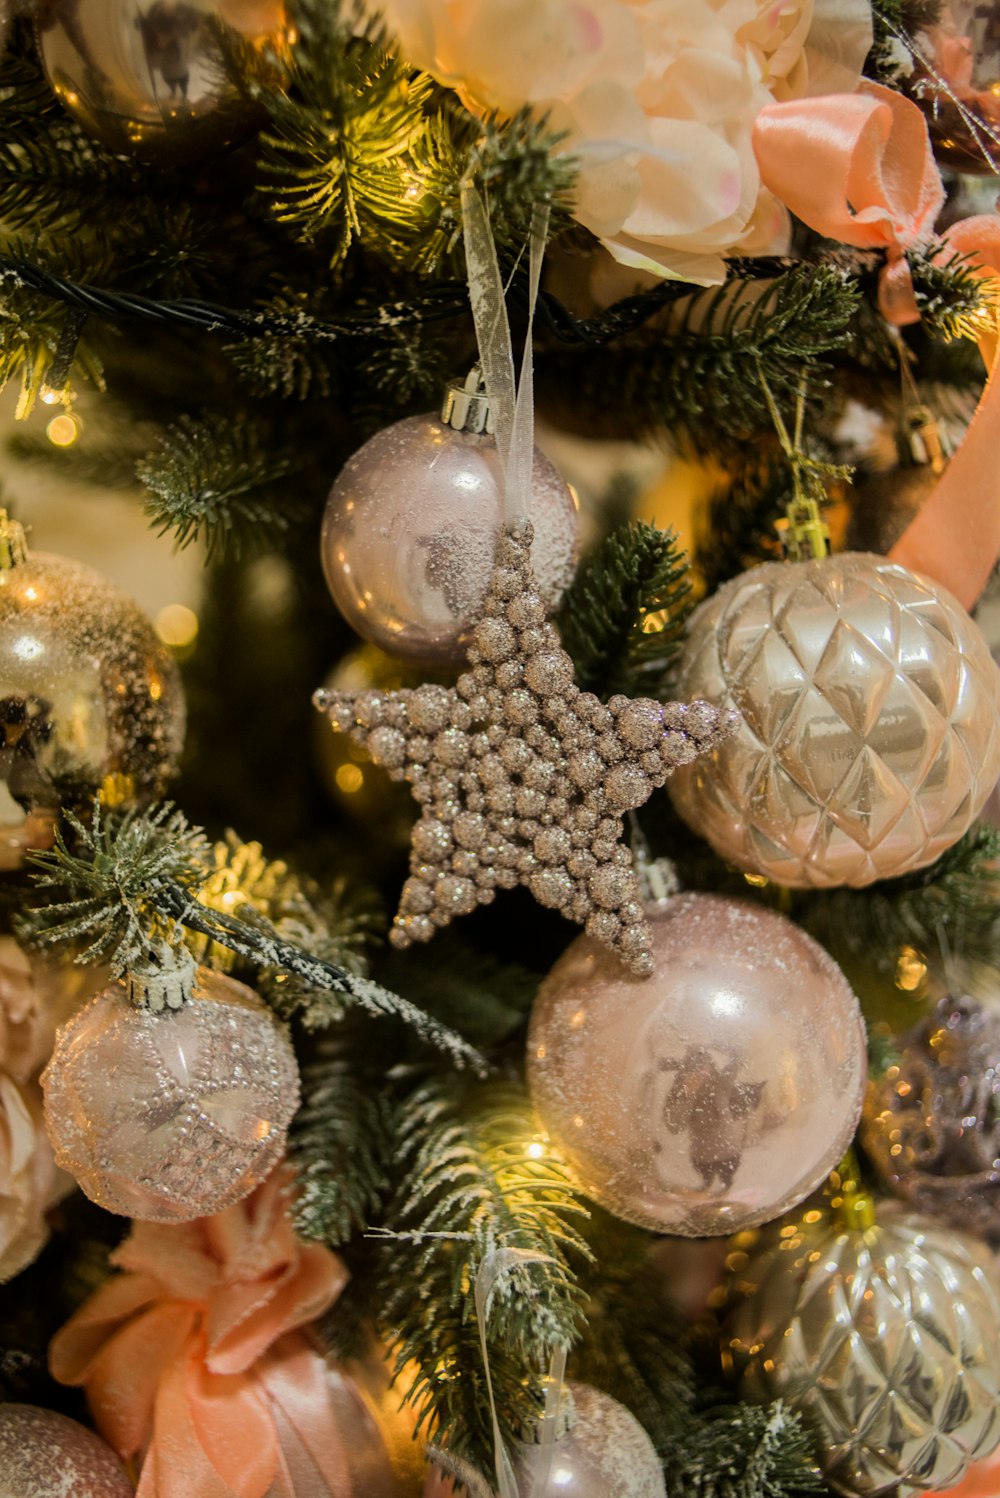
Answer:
[[514, 1384, 665, 1498], [320, 412, 579, 668], [0, 1403, 133, 1498], [726, 1206, 1000, 1497], [315, 521, 734, 975], [669, 552, 1000, 889], [861, 995, 1000, 1244], [0, 530, 184, 871], [41, 966, 299, 1221], [528, 893, 866, 1235], [37, 0, 287, 163]]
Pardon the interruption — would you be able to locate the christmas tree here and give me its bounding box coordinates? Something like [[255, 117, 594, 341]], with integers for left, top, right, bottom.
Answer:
[[2, 0, 1000, 1494]]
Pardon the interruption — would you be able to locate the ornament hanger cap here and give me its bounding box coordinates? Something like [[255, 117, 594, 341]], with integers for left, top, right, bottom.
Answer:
[[126, 944, 196, 1013], [442, 367, 495, 435], [0, 510, 29, 571]]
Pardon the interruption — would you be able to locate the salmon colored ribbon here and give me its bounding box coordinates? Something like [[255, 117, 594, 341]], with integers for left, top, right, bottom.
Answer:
[[49, 1171, 351, 1498], [753, 81, 1000, 610]]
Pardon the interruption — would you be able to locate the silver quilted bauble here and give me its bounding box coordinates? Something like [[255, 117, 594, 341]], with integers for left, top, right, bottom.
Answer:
[[669, 553, 1000, 888], [725, 1206, 1000, 1496]]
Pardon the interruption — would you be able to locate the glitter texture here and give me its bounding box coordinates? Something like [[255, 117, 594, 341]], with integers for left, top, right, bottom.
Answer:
[[41, 967, 299, 1222], [315, 521, 734, 974], [727, 1206, 1000, 1496], [528, 893, 867, 1235], [0, 1404, 133, 1498], [515, 1383, 666, 1498], [320, 414, 580, 668], [669, 552, 1000, 888]]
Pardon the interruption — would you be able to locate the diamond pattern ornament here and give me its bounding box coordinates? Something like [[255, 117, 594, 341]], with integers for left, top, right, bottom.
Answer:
[[315, 521, 735, 975], [725, 1206, 1000, 1497], [669, 553, 1000, 888]]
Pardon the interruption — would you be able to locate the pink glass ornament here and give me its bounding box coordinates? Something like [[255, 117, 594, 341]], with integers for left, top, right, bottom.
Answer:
[[41, 967, 300, 1221], [320, 413, 579, 668], [0, 1403, 133, 1498], [514, 1385, 665, 1498], [528, 893, 867, 1236], [669, 553, 1000, 889]]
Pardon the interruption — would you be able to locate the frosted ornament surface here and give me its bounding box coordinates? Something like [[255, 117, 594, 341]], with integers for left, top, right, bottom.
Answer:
[[528, 893, 867, 1236], [41, 967, 299, 1221], [320, 414, 579, 668], [669, 553, 1000, 887]]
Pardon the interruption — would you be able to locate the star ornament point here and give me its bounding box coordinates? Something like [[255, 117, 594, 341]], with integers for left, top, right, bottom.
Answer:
[[315, 521, 735, 975]]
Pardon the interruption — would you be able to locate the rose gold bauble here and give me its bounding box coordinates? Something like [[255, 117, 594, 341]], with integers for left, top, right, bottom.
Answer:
[[669, 553, 1000, 889], [41, 967, 299, 1221], [37, 0, 286, 162], [0, 550, 185, 870], [0, 1403, 133, 1497], [320, 414, 579, 668], [528, 894, 867, 1236]]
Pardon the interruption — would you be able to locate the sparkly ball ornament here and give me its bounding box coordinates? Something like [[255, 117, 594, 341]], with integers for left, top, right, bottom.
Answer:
[[726, 1201, 1000, 1496], [905, 2, 1000, 174], [41, 951, 299, 1221], [320, 372, 580, 668], [0, 514, 184, 871], [861, 995, 1000, 1244], [669, 552, 1000, 889], [527, 893, 867, 1236], [317, 522, 734, 975], [0, 1403, 133, 1498], [514, 1383, 665, 1498], [36, 0, 286, 163]]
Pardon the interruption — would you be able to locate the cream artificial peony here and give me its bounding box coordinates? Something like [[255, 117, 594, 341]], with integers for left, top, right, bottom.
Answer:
[[376, 0, 871, 284]]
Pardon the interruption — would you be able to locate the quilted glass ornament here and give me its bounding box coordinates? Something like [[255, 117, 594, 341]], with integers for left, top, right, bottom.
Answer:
[[861, 995, 1000, 1244], [528, 893, 867, 1236], [669, 553, 1000, 888], [726, 1205, 1000, 1496], [41, 966, 299, 1221]]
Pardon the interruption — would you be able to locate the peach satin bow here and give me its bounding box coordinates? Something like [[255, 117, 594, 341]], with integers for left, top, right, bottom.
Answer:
[[49, 1171, 350, 1498], [754, 81, 1000, 611]]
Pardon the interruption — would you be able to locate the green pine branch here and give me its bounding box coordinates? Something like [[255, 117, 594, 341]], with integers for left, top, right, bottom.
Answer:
[[906, 244, 998, 342], [559, 521, 694, 700], [661, 1403, 823, 1498], [377, 1075, 591, 1468], [136, 412, 313, 555]]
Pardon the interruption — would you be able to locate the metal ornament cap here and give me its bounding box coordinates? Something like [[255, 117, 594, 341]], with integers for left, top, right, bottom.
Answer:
[[669, 551, 1000, 888], [726, 1205, 1000, 1497]]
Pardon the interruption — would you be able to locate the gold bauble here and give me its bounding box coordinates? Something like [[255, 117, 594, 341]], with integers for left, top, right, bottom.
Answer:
[[36, 0, 286, 162]]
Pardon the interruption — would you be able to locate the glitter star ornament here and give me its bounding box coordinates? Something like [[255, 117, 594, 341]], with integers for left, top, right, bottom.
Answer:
[[315, 522, 734, 975]]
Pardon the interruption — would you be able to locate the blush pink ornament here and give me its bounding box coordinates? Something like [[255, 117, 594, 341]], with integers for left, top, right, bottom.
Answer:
[[50, 1169, 403, 1498], [528, 893, 867, 1236], [41, 958, 300, 1222], [320, 402, 579, 669], [0, 1403, 134, 1498]]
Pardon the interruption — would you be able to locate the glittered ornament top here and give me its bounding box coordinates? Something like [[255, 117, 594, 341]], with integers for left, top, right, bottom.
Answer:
[[315, 521, 734, 974]]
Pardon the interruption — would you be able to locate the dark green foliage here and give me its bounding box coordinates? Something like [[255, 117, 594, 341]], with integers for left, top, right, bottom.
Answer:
[[661, 1403, 823, 1498], [378, 1075, 591, 1466], [559, 522, 694, 700], [693, 444, 790, 597], [376, 933, 539, 1051], [538, 265, 859, 449], [906, 245, 997, 342]]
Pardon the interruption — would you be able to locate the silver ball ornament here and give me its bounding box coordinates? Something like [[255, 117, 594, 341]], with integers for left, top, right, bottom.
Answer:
[[37, 0, 287, 162], [0, 549, 184, 870], [527, 893, 867, 1236], [726, 1206, 1000, 1496], [514, 1384, 665, 1498], [41, 966, 300, 1221], [0, 1403, 133, 1498], [320, 414, 579, 668], [669, 553, 1000, 888]]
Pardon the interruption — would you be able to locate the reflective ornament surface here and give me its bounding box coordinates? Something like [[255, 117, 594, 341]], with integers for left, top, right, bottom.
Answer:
[[514, 1384, 665, 1498], [905, 3, 1000, 173], [320, 414, 579, 669], [726, 1207, 1000, 1496], [527, 893, 867, 1235], [37, 0, 286, 162], [41, 967, 299, 1221], [0, 550, 184, 870], [669, 553, 1000, 889], [861, 995, 1000, 1243], [317, 522, 733, 976], [0, 1403, 133, 1498]]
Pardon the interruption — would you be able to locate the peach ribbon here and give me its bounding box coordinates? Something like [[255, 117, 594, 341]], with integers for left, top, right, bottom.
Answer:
[[753, 81, 1000, 610], [49, 1172, 351, 1498]]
